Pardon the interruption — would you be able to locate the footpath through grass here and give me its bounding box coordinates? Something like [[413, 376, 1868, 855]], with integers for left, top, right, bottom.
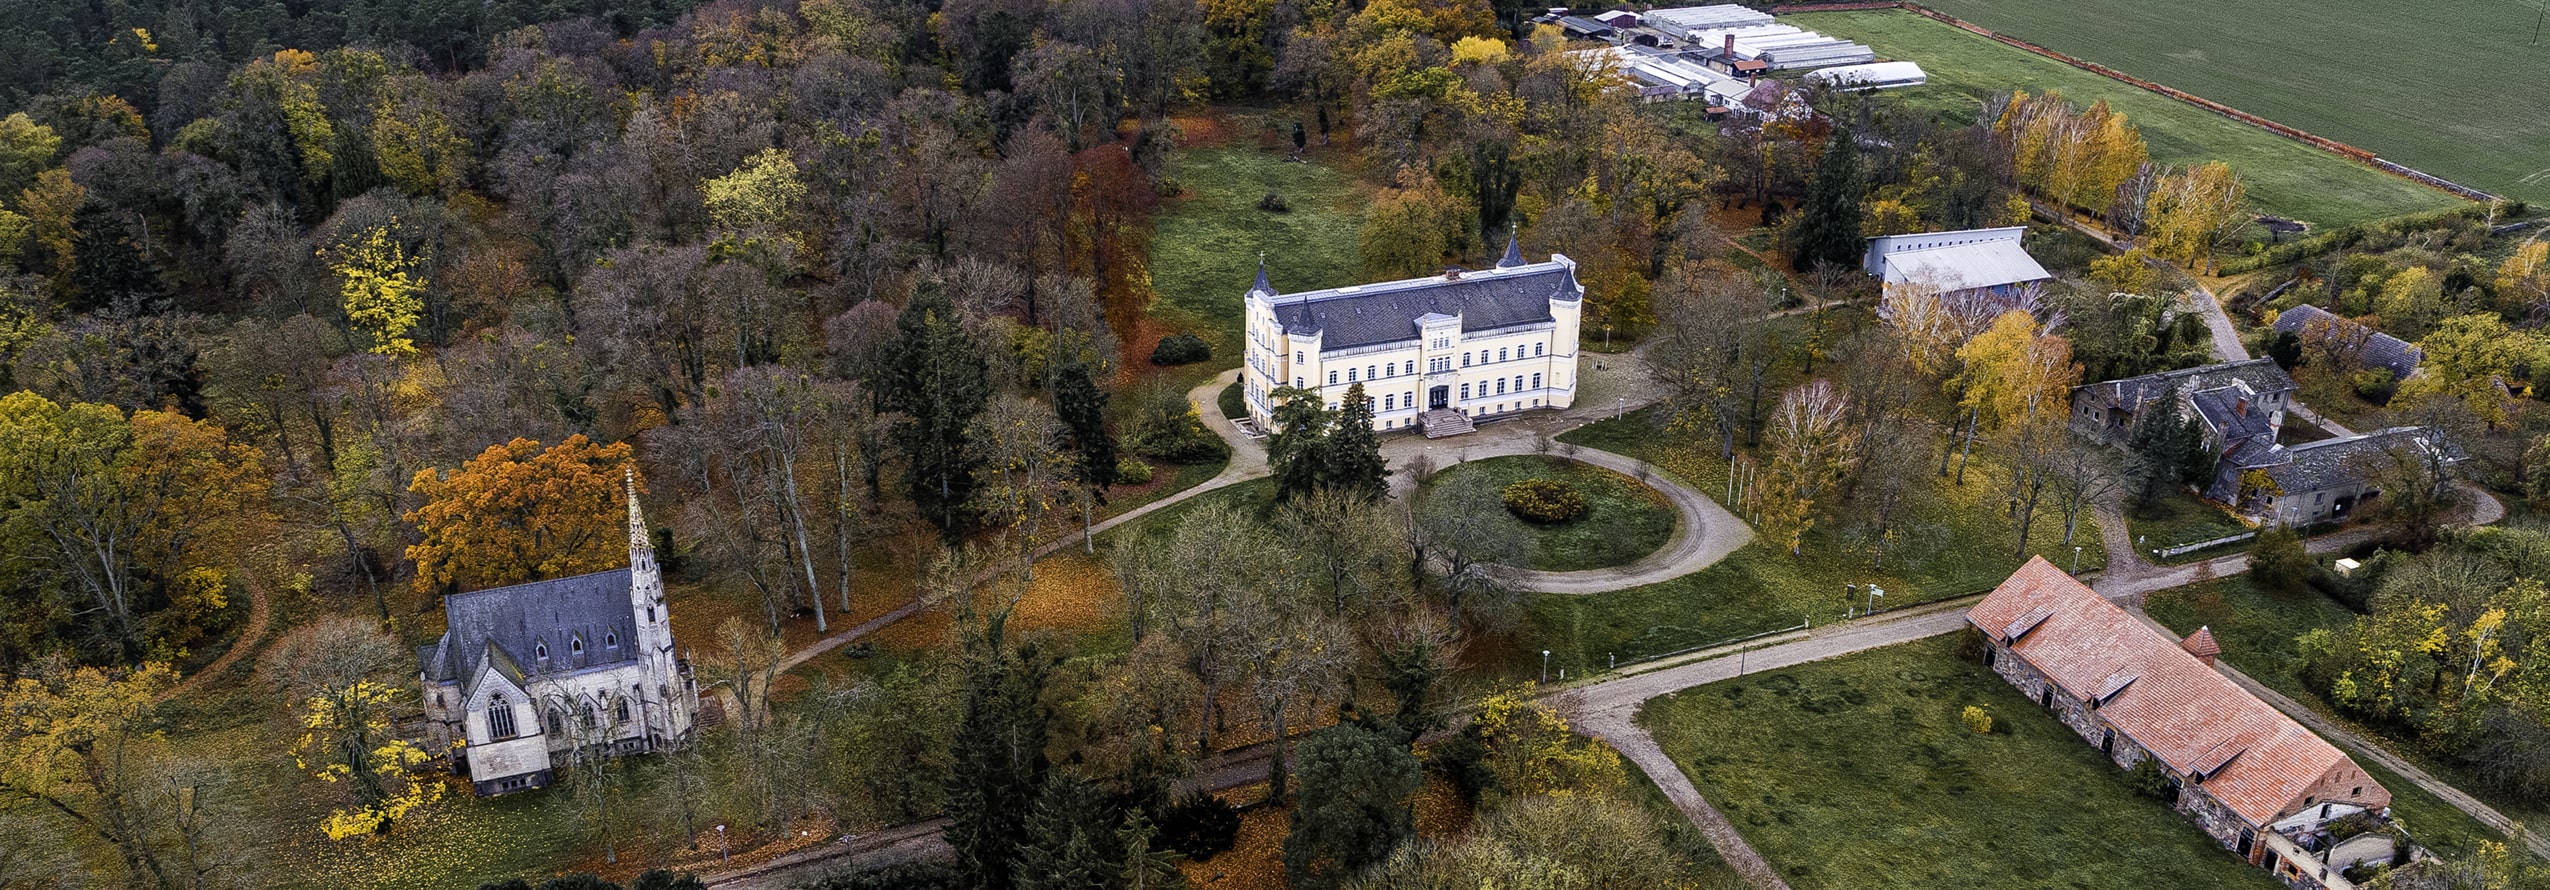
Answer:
[[1150, 122, 1367, 360], [2124, 487, 2252, 556], [1903, 0, 2550, 206], [2144, 578, 2525, 859], [1785, 10, 2462, 228], [1643, 635, 2280, 890], [1421, 455, 1680, 572], [1532, 406, 2103, 674]]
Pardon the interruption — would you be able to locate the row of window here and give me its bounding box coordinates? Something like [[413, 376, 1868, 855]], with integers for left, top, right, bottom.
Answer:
[[1319, 345, 1549, 386], [1376, 399, 1545, 429], [483, 691, 639, 741], [531, 633, 617, 662]]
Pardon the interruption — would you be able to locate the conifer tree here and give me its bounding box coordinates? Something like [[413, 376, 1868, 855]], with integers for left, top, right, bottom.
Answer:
[[1318, 383, 1387, 501], [879, 285, 992, 541], [944, 638, 1051, 890], [1015, 770, 1125, 890], [1267, 386, 1335, 502], [1281, 723, 1421, 890], [1053, 359, 1120, 528], [1785, 127, 1864, 273]]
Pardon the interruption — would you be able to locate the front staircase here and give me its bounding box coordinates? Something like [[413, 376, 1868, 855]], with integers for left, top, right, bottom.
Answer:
[[1419, 409, 1475, 439]]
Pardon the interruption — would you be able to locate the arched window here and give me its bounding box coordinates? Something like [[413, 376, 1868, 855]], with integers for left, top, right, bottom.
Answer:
[[535, 641, 548, 661], [605, 633, 618, 649], [487, 696, 516, 738], [570, 636, 584, 655], [581, 702, 597, 729], [548, 708, 565, 736], [615, 698, 630, 722]]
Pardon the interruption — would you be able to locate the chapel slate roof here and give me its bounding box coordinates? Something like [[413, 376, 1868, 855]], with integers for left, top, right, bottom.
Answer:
[[1269, 260, 1580, 352], [2271, 305, 2423, 381], [419, 568, 643, 687], [1969, 558, 2391, 827], [2076, 358, 2296, 414]]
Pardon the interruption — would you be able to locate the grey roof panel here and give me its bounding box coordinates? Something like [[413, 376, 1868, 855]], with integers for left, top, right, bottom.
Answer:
[[2077, 358, 2296, 415], [2190, 386, 2273, 442], [1271, 262, 1577, 352], [422, 567, 642, 684], [2270, 305, 2423, 380]]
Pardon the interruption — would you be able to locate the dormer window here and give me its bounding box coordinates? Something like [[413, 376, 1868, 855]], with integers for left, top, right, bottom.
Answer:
[[571, 637, 585, 655], [536, 642, 549, 661], [606, 633, 618, 649]]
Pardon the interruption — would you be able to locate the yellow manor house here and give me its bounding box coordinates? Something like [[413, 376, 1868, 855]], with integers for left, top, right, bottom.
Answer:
[[1241, 234, 1584, 437]]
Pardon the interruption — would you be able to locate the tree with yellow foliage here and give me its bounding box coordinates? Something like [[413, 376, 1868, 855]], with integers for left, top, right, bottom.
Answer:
[[1469, 686, 1626, 803], [324, 224, 427, 357], [263, 617, 441, 839], [2143, 162, 2246, 275], [0, 660, 206, 889], [403, 434, 636, 595], [2400, 313, 2544, 428], [2496, 240, 2549, 322], [1359, 165, 1469, 280]]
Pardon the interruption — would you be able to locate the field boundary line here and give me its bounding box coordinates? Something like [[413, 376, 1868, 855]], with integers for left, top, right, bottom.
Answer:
[[1772, 2, 2499, 204]]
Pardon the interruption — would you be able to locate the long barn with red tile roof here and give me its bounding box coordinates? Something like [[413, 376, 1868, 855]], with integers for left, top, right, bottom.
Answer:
[[1968, 558, 2394, 887]]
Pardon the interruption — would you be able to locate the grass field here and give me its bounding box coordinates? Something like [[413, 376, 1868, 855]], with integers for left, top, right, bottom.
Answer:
[[1641, 636, 2281, 890], [1785, 10, 2465, 227], [1420, 456, 1680, 572], [1533, 406, 2103, 673], [2143, 578, 2530, 859], [1150, 123, 1368, 361], [1899, 0, 2550, 207], [2124, 487, 2251, 554]]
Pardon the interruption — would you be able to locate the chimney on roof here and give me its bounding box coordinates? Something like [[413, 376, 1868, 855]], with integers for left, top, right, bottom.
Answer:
[[1725, 33, 1735, 57], [2181, 626, 2221, 668], [2235, 396, 2249, 417], [1444, 266, 1463, 280]]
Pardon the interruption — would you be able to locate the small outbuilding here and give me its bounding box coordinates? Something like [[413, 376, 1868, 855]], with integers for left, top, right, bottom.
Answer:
[[1862, 226, 2052, 296]]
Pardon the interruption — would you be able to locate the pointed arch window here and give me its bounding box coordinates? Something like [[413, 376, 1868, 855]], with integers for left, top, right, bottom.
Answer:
[[614, 698, 630, 722], [547, 708, 565, 736], [605, 633, 618, 649], [487, 696, 516, 738], [571, 636, 585, 655], [535, 641, 549, 661]]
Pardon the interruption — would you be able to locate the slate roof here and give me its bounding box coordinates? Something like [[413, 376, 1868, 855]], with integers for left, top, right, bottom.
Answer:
[[1268, 259, 1580, 352], [419, 568, 643, 691], [1970, 558, 2391, 827], [2076, 358, 2296, 415], [2263, 426, 2459, 495], [2271, 305, 2423, 381], [2190, 386, 2274, 443]]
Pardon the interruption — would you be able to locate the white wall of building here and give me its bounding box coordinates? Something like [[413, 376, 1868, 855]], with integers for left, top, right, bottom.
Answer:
[[1241, 260, 1583, 431]]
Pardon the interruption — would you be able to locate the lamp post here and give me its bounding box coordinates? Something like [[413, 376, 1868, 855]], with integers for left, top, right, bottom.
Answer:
[[716, 824, 728, 863], [1844, 583, 1856, 618], [2073, 545, 2084, 573], [1867, 585, 1884, 616], [1542, 650, 1552, 683], [1616, 397, 1625, 419]]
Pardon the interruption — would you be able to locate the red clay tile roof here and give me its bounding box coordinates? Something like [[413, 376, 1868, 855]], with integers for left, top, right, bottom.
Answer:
[[2181, 627, 2222, 660], [1967, 558, 2391, 827]]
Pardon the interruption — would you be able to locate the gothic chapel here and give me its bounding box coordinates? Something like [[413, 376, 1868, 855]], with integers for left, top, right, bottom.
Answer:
[[417, 471, 700, 795]]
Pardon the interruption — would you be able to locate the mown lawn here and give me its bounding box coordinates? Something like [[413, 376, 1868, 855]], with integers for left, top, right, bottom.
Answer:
[[1420, 455, 1680, 572], [1534, 406, 2104, 672], [1784, 10, 2463, 228], [1900, 0, 2550, 206], [2125, 486, 2251, 555], [1641, 636, 2282, 890], [1150, 125, 1368, 361], [2144, 577, 2522, 860]]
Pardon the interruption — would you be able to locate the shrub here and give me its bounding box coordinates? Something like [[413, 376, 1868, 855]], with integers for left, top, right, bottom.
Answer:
[[1114, 456, 1154, 485], [2127, 757, 2179, 803], [1158, 789, 1241, 860], [1500, 478, 1587, 523], [1149, 333, 1213, 366], [1960, 705, 1993, 735], [1125, 386, 1229, 465], [2351, 368, 2397, 404], [2250, 527, 2314, 595], [1217, 381, 1245, 419], [1257, 191, 1291, 212]]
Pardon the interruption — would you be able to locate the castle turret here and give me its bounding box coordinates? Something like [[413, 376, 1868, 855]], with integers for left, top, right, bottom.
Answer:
[[625, 468, 689, 746]]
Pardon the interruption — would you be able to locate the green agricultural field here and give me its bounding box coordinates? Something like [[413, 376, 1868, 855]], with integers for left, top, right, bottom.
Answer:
[[1149, 133, 1368, 361], [1898, 0, 2550, 207], [2145, 578, 2531, 857], [1421, 455, 1681, 572], [1642, 636, 2281, 890], [1537, 405, 2104, 673], [1785, 10, 2464, 228]]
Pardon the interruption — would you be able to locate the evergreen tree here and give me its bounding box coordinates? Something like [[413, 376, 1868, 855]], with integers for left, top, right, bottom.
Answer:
[[1267, 386, 1335, 502], [1281, 724, 1421, 890], [1052, 360, 1119, 500], [1015, 770, 1125, 890], [1318, 383, 1387, 502], [945, 639, 1052, 890], [1785, 128, 1864, 273], [67, 204, 164, 312], [879, 285, 992, 541], [2125, 407, 2209, 505]]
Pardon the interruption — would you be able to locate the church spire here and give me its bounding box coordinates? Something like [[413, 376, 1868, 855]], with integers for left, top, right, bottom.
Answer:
[[1251, 252, 1276, 297], [626, 466, 652, 556], [1497, 223, 1526, 268]]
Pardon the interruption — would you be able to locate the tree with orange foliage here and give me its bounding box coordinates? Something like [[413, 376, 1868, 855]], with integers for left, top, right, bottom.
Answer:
[[1070, 143, 1159, 337], [403, 434, 636, 595]]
